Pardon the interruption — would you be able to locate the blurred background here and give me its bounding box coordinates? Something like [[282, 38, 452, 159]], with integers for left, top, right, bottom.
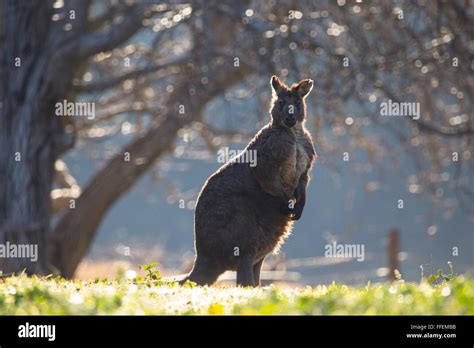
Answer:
[[1, 0, 473, 285]]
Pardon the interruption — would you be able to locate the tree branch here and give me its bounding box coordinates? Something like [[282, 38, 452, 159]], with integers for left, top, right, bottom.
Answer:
[[67, 3, 167, 62], [73, 53, 189, 92], [51, 160, 81, 214]]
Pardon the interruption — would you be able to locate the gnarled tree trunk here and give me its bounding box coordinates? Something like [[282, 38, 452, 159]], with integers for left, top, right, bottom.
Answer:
[[0, 1, 70, 274]]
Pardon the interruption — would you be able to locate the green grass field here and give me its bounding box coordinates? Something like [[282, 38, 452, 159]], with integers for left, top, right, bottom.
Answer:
[[0, 267, 472, 315]]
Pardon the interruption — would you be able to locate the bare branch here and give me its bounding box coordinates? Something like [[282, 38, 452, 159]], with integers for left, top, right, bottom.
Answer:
[[51, 160, 81, 214], [68, 3, 168, 61], [73, 53, 189, 92]]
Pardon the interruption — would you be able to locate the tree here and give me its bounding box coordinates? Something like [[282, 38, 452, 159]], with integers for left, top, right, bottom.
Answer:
[[0, 0, 252, 275]]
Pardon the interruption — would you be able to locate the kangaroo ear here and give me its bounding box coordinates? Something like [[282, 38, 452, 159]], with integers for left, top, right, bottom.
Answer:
[[295, 79, 314, 98], [271, 75, 286, 96]]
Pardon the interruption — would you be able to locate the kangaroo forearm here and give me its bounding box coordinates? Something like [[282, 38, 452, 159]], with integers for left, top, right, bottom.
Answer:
[[294, 172, 309, 201]]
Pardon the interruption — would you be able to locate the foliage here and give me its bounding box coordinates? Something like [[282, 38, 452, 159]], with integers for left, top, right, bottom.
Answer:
[[0, 274, 472, 315], [136, 262, 163, 283], [426, 262, 458, 286]]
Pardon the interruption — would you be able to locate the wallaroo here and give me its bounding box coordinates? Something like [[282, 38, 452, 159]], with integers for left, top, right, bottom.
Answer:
[[181, 76, 317, 287]]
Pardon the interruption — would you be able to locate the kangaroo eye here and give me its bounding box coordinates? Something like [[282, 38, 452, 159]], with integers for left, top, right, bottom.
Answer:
[[278, 100, 284, 105]]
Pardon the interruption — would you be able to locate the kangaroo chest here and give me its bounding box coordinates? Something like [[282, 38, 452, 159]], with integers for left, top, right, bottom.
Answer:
[[280, 130, 310, 196]]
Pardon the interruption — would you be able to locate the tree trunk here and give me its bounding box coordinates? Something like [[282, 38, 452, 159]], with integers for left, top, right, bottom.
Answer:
[[0, 1, 58, 274], [0, 0, 82, 274]]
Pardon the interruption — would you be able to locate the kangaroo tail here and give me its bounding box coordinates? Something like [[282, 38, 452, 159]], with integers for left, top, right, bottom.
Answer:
[[162, 273, 189, 285], [164, 257, 222, 286], [180, 258, 221, 286]]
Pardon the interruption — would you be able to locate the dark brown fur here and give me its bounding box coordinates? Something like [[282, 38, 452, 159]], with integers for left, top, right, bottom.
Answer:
[[182, 76, 317, 287]]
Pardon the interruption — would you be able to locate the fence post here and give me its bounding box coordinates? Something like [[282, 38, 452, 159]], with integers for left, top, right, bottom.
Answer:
[[388, 229, 400, 281]]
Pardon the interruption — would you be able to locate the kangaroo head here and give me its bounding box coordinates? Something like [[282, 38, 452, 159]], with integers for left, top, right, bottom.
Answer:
[[270, 75, 313, 129]]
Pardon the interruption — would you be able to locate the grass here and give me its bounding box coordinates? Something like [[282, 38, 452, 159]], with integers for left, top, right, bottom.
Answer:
[[0, 266, 472, 315]]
